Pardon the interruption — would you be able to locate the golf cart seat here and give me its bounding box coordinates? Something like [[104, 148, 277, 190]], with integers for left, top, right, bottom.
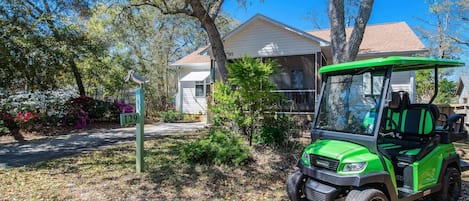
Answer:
[[379, 92, 440, 164], [395, 104, 440, 164]]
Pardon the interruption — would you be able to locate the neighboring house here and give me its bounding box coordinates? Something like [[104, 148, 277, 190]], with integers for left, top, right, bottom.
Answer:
[[170, 14, 427, 116], [456, 76, 469, 104]]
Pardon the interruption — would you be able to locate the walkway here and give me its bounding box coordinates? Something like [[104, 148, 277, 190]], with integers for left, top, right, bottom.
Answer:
[[0, 123, 206, 168]]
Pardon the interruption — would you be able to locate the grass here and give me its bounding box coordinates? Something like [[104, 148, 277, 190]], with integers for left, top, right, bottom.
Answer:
[[1, 130, 468, 201], [0, 129, 303, 201]]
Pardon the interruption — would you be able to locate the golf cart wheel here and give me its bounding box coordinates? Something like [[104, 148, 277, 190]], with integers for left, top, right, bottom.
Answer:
[[286, 169, 308, 201], [345, 189, 388, 201], [432, 167, 461, 201]]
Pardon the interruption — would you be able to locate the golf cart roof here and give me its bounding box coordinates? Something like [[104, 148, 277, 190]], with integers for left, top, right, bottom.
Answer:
[[319, 56, 465, 74]]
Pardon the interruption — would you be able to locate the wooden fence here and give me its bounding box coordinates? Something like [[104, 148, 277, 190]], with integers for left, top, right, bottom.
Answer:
[[437, 104, 469, 131]]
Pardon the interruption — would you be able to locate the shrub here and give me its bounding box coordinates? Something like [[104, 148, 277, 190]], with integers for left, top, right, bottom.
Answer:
[[68, 97, 120, 122], [0, 112, 17, 135], [257, 114, 296, 145], [1, 87, 78, 126], [160, 110, 183, 123], [180, 128, 251, 166]]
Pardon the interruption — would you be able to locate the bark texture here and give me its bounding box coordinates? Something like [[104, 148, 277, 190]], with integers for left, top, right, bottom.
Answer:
[[328, 0, 374, 63]]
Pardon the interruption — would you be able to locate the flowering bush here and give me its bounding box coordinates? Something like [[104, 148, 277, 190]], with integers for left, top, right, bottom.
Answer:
[[15, 111, 41, 129], [1, 87, 78, 120], [68, 96, 120, 121], [0, 112, 17, 134], [114, 101, 135, 113], [1, 87, 121, 134]]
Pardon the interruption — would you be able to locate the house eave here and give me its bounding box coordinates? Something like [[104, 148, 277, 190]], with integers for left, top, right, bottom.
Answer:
[[169, 62, 211, 68], [356, 49, 428, 57]]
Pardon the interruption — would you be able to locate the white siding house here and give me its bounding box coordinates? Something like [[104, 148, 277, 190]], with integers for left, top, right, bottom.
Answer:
[[170, 14, 427, 117]]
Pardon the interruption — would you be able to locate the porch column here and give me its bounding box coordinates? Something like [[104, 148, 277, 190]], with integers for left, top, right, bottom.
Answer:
[[178, 70, 183, 112]]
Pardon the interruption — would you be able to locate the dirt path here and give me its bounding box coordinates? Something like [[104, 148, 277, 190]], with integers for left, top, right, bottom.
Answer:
[[0, 123, 205, 168]]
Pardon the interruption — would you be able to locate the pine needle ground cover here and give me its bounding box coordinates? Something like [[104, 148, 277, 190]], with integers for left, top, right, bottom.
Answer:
[[0, 129, 302, 201]]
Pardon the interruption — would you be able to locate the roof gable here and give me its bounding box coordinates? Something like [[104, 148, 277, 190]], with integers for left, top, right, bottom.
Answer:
[[223, 14, 329, 46], [223, 14, 326, 58], [171, 47, 210, 67]]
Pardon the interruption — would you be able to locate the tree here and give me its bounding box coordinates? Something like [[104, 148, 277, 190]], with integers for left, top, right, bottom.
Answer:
[[211, 57, 281, 146], [130, 0, 229, 80], [326, 0, 374, 128], [416, 70, 456, 103], [84, 2, 236, 114], [328, 0, 374, 63], [0, 0, 103, 96], [414, 0, 467, 102]]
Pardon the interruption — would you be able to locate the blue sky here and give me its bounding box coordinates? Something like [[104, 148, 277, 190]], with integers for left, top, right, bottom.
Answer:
[[222, 0, 433, 31]]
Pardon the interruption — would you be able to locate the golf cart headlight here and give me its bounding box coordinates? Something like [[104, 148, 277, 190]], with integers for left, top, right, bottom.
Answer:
[[343, 162, 367, 172], [302, 151, 310, 164]]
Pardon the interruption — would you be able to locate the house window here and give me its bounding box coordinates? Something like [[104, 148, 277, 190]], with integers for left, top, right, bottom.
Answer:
[[291, 70, 304, 89], [206, 83, 211, 96], [464, 97, 468, 104], [195, 81, 205, 97]]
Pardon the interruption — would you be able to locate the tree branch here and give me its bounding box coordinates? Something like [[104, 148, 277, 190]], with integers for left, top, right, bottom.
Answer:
[[129, 1, 193, 16], [449, 35, 469, 47], [348, 0, 374, 61]]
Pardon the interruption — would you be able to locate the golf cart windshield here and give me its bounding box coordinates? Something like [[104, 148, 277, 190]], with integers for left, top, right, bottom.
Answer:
[[316, 70, 386, 135]]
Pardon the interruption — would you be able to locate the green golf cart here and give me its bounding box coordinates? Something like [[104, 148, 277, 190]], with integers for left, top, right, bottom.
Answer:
[[286, 56, 469, 201]]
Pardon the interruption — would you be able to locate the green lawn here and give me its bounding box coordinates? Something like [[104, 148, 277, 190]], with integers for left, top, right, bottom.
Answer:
[[0, 129, 301, 201]]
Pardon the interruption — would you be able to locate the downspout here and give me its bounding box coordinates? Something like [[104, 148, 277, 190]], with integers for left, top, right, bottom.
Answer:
[[178, 66, 183, 112]]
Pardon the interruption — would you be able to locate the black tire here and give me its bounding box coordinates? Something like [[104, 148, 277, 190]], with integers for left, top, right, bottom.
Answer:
[[432, 167, 461, 201], [286, 169, 308, 201], [346, 189, 388, 201], [345, 190, 362, 201]]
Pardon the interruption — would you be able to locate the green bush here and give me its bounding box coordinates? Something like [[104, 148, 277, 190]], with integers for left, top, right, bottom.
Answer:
[[160, 110, 183, 122], [180, 129, 251, 166], [257, 114, 296, 145]]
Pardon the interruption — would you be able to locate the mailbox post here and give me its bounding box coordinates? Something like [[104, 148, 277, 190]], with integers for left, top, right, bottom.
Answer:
[[135, 88, 144, 173], [121, 70, 148, 173]]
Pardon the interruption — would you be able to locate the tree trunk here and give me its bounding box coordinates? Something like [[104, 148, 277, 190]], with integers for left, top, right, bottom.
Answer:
[[328, 0, 374, 63], [329, 0, 348, 63], [327, 0, 374, 129], [348, 0, 374, 60], [70, 60, 86, 97], [189, 0, 228, 81]]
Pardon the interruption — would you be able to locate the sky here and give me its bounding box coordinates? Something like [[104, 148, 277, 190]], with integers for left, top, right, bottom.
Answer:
[[222, 0, 434, 31]]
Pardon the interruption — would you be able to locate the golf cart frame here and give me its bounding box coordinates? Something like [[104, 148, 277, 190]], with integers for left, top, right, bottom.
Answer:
[[287, 57, 469, 201]]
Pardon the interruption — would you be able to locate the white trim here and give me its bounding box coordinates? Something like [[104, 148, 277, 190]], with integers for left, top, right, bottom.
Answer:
[[169, 62, 210, 68], [357, 49, 428, 57], [271, 89, 315, 93], [180, 71, 210, 82], [275, 111, 315, 115]]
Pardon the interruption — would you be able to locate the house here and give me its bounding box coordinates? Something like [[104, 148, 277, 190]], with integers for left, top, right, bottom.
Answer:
[[170, 14, 427, 116], [456, 76, 469, 104]]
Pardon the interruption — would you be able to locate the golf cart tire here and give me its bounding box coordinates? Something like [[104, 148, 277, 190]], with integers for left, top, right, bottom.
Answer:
[[432, 167, 461, 201], [345, 189, 388, 201], [286, 169, 307, 201]]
